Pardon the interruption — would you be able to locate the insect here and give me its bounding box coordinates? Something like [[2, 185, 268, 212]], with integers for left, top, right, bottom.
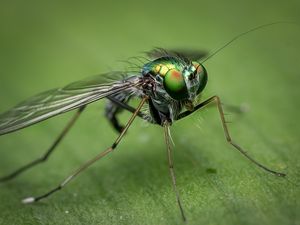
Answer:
[[0, 23, 288, 221]]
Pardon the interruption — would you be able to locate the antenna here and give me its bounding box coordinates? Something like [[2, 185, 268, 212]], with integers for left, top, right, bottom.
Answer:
[[201, 22, 298, 64]]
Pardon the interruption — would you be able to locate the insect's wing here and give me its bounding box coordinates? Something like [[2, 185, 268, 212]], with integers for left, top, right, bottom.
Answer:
[[0, 72, 142, 135], [146, 48, 208, 61]]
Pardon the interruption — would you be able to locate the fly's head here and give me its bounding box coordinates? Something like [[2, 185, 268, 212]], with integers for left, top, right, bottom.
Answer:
[[158, 61, 207, 110], [142, 57, 208, 111]]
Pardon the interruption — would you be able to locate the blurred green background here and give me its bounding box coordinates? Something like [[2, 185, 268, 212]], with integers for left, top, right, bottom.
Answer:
[[0, 0, 300, 225]]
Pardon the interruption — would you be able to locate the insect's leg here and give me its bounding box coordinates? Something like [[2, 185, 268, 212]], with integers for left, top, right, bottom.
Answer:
[[105, 92, 132, 133], [198, 99, 248, 115], [177, 95, 286, 177], [22, 96, 148, 204], [0, 106, 86, 182], [163, 121, 186, 222], [106, 95, 147, 133], [105, 101, 125, 133], [106, 96, 145, 118]]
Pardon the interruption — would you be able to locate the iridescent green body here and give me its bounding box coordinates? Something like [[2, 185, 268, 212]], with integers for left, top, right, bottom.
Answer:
[[141, 55, 208, 124]]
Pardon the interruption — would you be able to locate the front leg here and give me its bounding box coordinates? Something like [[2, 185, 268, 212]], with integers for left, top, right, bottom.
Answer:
[[177, 95, 286, 177]]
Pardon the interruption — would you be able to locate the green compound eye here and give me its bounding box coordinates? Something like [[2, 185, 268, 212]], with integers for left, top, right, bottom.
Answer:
[[163, 69, 189, 100], [196, 63, 208, 94]]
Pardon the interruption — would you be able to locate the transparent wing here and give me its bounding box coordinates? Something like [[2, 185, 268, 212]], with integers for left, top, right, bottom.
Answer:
[[146, 48, 208, 61], [0, 72, 142, 135]]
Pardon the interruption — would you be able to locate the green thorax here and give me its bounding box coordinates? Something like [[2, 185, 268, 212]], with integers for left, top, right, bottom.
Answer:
[[142, 57, 185, 77]]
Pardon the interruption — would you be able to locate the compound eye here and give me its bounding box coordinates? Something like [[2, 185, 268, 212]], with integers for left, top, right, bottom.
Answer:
[[195, 63, 208, 94], [192, 61, 201, 73], [163, 69, 188, 100]]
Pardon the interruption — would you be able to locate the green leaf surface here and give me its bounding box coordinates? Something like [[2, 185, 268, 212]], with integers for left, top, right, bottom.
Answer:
[[0, 1, 300, 225]]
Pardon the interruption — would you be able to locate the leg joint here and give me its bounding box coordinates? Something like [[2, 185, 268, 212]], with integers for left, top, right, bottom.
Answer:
[[111, 143, 117, 150], [211, 95, 220, 103]]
